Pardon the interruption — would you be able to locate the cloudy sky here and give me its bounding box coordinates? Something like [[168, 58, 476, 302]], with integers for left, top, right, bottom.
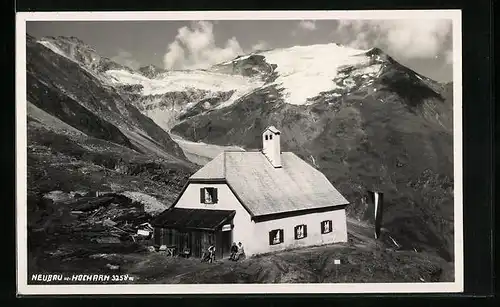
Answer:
[[26, 19, 453, 82]]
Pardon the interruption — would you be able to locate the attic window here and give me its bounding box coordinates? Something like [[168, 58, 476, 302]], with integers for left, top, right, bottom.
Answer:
[[294, 224, 307, 240], [269, 229, 284, 245], [200, 187, 218, 204], [269, 134, 273, 140], [321, 220, 333, 234], [265, 135, 269, 140]]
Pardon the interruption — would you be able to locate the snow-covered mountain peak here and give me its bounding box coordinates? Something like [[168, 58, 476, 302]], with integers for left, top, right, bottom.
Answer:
[[99, 42, 398, 131], [253, 43, 375, 105]]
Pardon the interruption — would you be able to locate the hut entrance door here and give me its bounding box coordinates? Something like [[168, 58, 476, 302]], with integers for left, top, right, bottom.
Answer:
[[177, 231, 191, 255], [220, 225, 233, 258]]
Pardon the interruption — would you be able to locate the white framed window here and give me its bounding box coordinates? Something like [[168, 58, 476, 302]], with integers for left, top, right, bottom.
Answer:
[[294, 224, 307, 239], [321, 220, 333, 234], [269, 229, 284, 245], [200, 187, 218, 204]]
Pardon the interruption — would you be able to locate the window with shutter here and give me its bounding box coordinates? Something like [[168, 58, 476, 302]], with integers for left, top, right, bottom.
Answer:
[[213, 188, 218, 203], [200, 188, 205, 203], [294, 224, 307, 239], [200, 187, 218, 204], [321, 220, 333, 234], [269, 229, 284, 245]]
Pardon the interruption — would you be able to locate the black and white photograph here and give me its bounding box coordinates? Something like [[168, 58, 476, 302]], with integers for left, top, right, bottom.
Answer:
[[16, 10, 463, 294]]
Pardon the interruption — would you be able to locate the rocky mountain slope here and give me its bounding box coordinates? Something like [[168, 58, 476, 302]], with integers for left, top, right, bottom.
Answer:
[[138, 64, 167, 79], [26, 34, 198, 272], [28, 34, 189, 161], [25, 34, 454, 279]]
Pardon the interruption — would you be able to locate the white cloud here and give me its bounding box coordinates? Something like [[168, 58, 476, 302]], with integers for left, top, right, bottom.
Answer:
[[334, 19, 452, 60], [298, 20, 317, 31], [163, 21, 244, 70], [291, 20, 318, 36], [111, 50, 141, 70]]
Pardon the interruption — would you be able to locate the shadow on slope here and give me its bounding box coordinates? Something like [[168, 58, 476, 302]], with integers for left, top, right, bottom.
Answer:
[[28, 75, 133, 149]]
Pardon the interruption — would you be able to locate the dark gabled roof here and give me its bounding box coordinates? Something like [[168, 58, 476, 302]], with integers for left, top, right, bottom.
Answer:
[[151, 208, 236, 231], [188, 151, 349, 217]]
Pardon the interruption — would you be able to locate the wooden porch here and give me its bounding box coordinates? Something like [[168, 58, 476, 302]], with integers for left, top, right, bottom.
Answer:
[[152, 208, 236, 259]]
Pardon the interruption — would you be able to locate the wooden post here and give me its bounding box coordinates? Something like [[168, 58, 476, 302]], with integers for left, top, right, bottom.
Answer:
[[334, 259, 341, 281]]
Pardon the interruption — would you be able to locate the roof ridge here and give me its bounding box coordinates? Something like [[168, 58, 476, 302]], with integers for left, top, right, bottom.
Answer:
[[262, 126, 281, 134], [225, 150, 261, 153]]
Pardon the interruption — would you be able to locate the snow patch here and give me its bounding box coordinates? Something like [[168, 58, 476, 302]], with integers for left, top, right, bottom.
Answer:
[[355, 64, 382, 76], [259, 44, 371, 105], [105, 69, 264, 104]]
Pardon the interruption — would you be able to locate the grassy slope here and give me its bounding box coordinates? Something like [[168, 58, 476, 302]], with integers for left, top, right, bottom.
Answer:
[[30, 240, 453, 284]]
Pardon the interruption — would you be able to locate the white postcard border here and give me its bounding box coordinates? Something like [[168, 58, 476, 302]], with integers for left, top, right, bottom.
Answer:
[[16, 9, 463, 295]]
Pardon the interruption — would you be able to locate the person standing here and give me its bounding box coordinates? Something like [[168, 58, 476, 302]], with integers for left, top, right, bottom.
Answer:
[[207, 244, 216, 263]]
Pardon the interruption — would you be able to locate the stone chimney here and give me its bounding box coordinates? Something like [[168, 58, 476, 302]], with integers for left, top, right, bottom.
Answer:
[[262, 126, 282, 168]]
